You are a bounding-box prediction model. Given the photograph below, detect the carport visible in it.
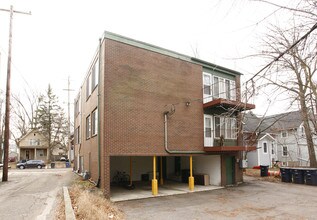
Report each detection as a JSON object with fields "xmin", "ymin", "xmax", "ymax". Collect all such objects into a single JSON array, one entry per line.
[{"xmin": 110, "ymin": 155, "xmax": 222, "ymax": 201}]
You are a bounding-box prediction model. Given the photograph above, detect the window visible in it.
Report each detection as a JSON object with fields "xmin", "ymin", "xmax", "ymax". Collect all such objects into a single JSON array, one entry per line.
[
  {"xmin": 37, "ymin": 149, "xmax": 46, "ymax": 157},
  {"xmin": 203, "ymin": 74, "xmax": 211, "ymax": 96},
  {"xmin": 271, "ymin": 143, "xmax": 275, "ymax": 154},
  {"xmin": 91, "ymin": 59, "xmax": 99, "ymax": 90},
  {"xmin": 75, "ymin": 126, "xmax": 80, "ymax": 144},
  {"xmin": 212, "ymin": 76, "xmax": 236, "ymax": 101},
  {"xmin": 86, "ymin": 74, "xmax": 92, "ymax": 100},
  {"xmin": 282, "ymin": 146, "xmax": 288, "ymax": 156},
  {"xmin": 214, "ymin": 116, "xmax": 222, "ymax": 138},
  {"xmin": 213, "ymin": 77, "xmax": 219, "ymax": 98},
  {"xmin": 205, "ymin": 117, "xmax": 212, "ymax": 138},
  {"xmin": 281, "ymin": 131, "xmax": 287, "ymax": 138},
  {"xmin": 75, "ymin": 94, "xmax": 81, "ymax": 116},
  {"xmin": 263, "ymin": 142, "xmax": 268, "ymax": 153},
  {"xmin": 91, "ymin": 108, "xmax": 98, "ymax": 136},
  {"xmin": 214, "ymin": 116, "xmax": 236, "ymax": 139},
  {"xmin": 225, "ymin": 79, "xmax": 230, "ymax": 100},
  {"xmin": 226, "ymin": 118, "xmax": 237, "ymax": 139},
  {"xmin": 86, "ymin": 115, "xmax": 91, "ymax": 139},
  {"xmin": 230, "ymin": 80, "xmax": 236, "ymax": 101},
  {"xmin": 301, "ymin": 126, "xmax": 305, "ymax": 137},
  {"xmin": 29, "ymin": 139, "xmax": 40, "ymax": 146}
]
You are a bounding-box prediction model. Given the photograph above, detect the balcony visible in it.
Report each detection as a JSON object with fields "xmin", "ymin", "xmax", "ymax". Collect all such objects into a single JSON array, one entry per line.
[
  {"xmin": 204, "ymin": 145, "xmax": 256, "ymax": 152},
  {"xmin": 203, "ymin": 98, "xmax": 255, "ymax": 112}
]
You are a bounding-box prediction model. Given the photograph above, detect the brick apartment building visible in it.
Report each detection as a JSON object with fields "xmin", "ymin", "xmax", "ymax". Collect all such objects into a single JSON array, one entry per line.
[{"xmin": 73, "ymin": 31, "xmax": 255, "ymax": 198}]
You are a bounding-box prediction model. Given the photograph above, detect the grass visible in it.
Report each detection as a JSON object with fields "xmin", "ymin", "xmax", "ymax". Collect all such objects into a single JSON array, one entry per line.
[
  {"xmin": 58, "ymin": 177, "xmax": 125, "ymax": 220},
  {"xmin": 244, "ymin": 168, "xmax": 281, "ymax": 183}
]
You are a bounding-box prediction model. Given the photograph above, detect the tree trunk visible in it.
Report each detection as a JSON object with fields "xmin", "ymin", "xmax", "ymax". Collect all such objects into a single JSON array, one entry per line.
[{"xmin": 299, "ymin": 94, "xmax": 317, "ymax": 167}]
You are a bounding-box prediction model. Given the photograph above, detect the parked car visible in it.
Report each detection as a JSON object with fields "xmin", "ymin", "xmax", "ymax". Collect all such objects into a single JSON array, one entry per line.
[
  {"xmin": 0, "ymin": 163, "xmax": 11, "ymax": 169},
  {"xmin": 16, "ymin": 160, "xmax": 45, "ymax": 169}
]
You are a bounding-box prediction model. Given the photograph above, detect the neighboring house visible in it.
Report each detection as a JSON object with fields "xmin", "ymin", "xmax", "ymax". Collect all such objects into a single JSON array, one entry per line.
[
  {"xmin": 244, "ymin": 112, "xmax": 277, "ymax": 168},
  {"xmin": 51, "ymin": 143, "xmax": 67, "ymax": 161},
  {"xmin": 17, "ymin": 129, "xmax": 49, "ymax": 162},
  {"xmin": 244, "ymin": 110, "xmax": 317, "ymax": 167},
  {"xmin": 73, "ymin": 31, "xmax": 255, "ymax": 198},
  {"xmin": 264, "ymin": 110, "xmax": 317, "ymax": 167}
]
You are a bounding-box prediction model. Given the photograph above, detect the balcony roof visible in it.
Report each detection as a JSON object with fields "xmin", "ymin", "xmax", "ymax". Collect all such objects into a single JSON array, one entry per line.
[
  {"xmin": 203, "ymin": 98, "xmax": 255, "ymax": 111},
  {"xmin": 204, "ymin": 146, "xmax": 256, "ymax": 152}
]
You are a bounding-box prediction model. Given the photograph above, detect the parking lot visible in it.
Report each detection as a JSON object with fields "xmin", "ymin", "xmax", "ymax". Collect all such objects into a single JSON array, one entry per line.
[{"xmin": 118, "ymin": 176, "xmax": 317, "ymax": 220}]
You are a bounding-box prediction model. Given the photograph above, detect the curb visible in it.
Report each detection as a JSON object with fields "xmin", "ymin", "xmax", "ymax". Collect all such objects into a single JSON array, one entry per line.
[{"xmin": 63, "ymin": 186, "xmax": 76, "ymax": 220}]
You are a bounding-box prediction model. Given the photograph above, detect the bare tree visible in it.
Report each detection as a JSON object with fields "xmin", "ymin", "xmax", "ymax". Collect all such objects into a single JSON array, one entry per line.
[
  {"xmin": 0, "ymin": 90, "xmax": 4, "ymax": 163},
  {"xmin": 10, "ymin": 89, "xmax": 40, "ymax": 146},
  {"xmin": 248, "ymin": 0, "xmax": 317, "ymax": 167}
]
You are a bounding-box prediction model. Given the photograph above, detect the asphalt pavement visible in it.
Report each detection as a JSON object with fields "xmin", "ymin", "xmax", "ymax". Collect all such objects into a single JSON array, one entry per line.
[
  {"xmin": 118, "ymin": 176, "xmax": 317, "ymax": 220},
  {"xmin": 0, "ymin": 168, "xmax": 74, "ymax": 220}
]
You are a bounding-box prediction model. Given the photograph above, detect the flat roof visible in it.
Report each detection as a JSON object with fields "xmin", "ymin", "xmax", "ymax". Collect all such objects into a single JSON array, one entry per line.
[{"xmin": 103, "ymin": 31, "xmax": 242, "ymax": 76}]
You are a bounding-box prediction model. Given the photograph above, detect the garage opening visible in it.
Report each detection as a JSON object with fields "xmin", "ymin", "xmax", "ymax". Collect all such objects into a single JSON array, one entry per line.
[{"xmin": 110, "ymin": 155, "xmax": 223, "ymax": 201}]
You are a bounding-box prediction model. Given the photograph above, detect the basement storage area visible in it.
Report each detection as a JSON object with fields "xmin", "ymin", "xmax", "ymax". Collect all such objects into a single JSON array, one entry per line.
[{"xmin": 110, "ymin": 155, "xmax": 222, "ymax": 201}]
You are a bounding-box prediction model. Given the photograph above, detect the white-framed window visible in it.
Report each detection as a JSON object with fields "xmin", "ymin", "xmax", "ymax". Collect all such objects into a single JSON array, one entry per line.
[
  {"xmin": 226, "ymin": 117, "xmax": 237, "ymax": 139},
  {"xmin": 37, "ymin": 149, "xmax": 46, "ymax": 157},
  {"xmin": 91, "ymin": 108, "xmax": 98, "ymax": 136},
  {"xmin": 282, "ymin": 146, "xmax": 288, "ymax": 156},
  {"xmin": 281, "ymin": 131, "xmax": 288, "ymax": 138},
  {"xmin": 263, "ymin": 142, "xmax": 268, "ymax": 153},
  {"xmin": 29, "ymin": 139, "xmax": 40, "ymax": 146},
  {"xmin": 86, "ymin": 115, "xmax": 91, "ymax": 139},
  {"xmin": 205, "ymin": 117, "xmax": 212, "ymax": 138},
  {"xmin": 214, "ymin": 116, "xmax": 236, "ymax": 139},
  {"xmin": 203, "ymin": 73, "xmax": 212, "ymax": 96},
  {"xmin": 230, "ymin": 80, "xmax": 236, "ymax": 101},
  {"xmin": 213, "ymin": 76, "xmax": 220, "ymax": 98},
  {"xmin": 271, "ymin": 143, "xmax": 275, "ymax": 154},
  {"xmin": 212, "ymin": 76, "xmax": 236, "ymax": 101}
]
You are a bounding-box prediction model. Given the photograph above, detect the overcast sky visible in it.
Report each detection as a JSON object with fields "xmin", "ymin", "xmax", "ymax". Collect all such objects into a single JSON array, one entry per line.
[{"xmin": 0, "ymin": 0, "xmax": 288, "ymax": 117}]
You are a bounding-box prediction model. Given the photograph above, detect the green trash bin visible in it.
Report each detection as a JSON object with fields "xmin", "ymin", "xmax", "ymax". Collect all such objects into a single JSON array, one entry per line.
[
  {"xmin": 260, "ymin": 165, "xmax": 269, "ymax": 177},
  {"xmin": 305, "ymin": 169, "xmax": 317, "ymax": 185},
  {"xmin": 51, "ymin": 162, "xmax": 55, "ymax": 168},
  {"xmin": 293, "ymin": 168, "xmax": 305, "ymax": 184},
  {"xmin": 281, "ymin": 167, "xmax": 292, "ymax": 183}
]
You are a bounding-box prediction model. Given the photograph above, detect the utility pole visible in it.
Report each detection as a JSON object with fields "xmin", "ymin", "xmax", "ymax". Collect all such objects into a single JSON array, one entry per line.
[
  {"xmin": 1, "ymin": 6, "xmax": 31, "ymax": 182},
  {"xmin": 63, "ymin": 76, "xmax": 74, "ymax": 161}
]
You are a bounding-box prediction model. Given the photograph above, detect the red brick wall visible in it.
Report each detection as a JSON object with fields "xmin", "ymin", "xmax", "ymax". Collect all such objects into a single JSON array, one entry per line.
[{"xmin": 103, "ymin": 39, "xmax": 204, "ymax": 156}]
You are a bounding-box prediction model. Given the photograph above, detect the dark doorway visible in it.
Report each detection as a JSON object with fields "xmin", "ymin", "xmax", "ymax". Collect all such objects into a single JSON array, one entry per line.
[
  {"xmin": 175, "ymin": 156, "xmax": 181, "ymax": 176},
  {"xmin": 225, "ymin": 156, "xmax": 235, "ymax": 185}
]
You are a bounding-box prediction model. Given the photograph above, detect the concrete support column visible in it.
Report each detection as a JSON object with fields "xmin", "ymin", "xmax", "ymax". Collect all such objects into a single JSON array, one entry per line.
[
  {"xmin": 152, "ymin": 156, "xmax": 158, "ymax": 196},
  {"xmin": 34, "ymin": 148, "xmax": 37, "ymax": 160},
  {"xmin": 188, "ymin": 155, "xmax": 194, "ymax": 191}
]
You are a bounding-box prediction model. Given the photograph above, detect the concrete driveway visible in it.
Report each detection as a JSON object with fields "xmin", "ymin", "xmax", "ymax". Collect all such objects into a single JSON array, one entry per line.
[
  {"xmin": 118, "ymin": 176, "xmax": 317, "ymax": 220},
  {"xmin": 0, "ymin": 168, "xmax": 74, "ymax": 220}
]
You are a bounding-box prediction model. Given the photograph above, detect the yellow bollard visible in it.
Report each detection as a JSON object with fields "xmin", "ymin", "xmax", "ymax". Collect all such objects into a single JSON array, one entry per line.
[
  {"xmin": 188, "ymin": 156, "xmax": 194, "ymax": 191},
  {"xmin": 152, "ymin": 156, "xmax": 158, "ymax": 195}
]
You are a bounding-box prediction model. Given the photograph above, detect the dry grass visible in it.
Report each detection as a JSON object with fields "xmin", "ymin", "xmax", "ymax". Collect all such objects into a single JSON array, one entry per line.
[
  {"xmin": 68, "ymin": 179, "xmax": 125, "ymax": 220},
  {"xmin": 54, "ymin": 191, "xmax": 65, "ymax": 220},
  {"xmin": 244, "ymin": 168, "xmax": 281, "ymax": 183}
]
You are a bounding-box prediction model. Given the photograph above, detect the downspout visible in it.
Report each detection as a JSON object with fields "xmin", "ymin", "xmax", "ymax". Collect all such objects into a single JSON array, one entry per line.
[
  {"xmin": 96, "ymin": 38, "xmax": 102, "ymax": 187},
  {"xmin": 164, "ymin": 112, "xmax": 205, "ymax": 154}
]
